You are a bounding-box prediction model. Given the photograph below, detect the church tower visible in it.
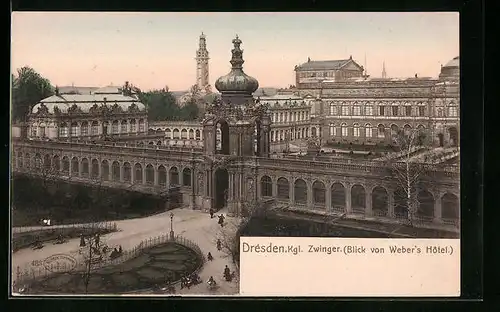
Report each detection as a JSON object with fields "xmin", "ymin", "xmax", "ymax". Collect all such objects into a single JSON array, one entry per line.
[
  {"xmin": 382, "ymin": 61, "xmax": 387, "ymax": 78},
  {"xmin": 200, "ymin": 35, "xmax": 272, "ymax": 217},
  {"xmin": 195, "ymin": 32, "xmax": 210, "ymax": 91}
]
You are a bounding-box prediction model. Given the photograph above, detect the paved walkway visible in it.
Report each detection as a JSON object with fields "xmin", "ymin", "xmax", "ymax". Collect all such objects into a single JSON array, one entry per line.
[{"xmin": 12, "ymin": 207, "xmax": 240, "ymax": 296}]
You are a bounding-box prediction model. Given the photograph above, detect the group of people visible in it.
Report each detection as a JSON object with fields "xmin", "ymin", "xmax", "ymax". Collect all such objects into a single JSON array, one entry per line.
[
  {"xmin": 180, "ymin": 272, "xmax": 202, "ymax": 289},
  {"xmin": 209, "ymin": 209, "xmax": 226, "ymax": 228}
]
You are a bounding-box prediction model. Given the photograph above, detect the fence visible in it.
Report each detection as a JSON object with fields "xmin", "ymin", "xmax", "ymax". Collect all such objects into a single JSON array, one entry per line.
[
  {"xmin": 13, "ymin": 233, "xmax": 205, "ymax": 292},
  {"xmin": 12, "ymin": 222, "xmax": 118, "ymax": 252}
]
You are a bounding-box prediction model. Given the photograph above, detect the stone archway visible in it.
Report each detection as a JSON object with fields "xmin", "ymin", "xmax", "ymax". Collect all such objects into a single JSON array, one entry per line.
[{"xmin": 214, "ymin": 168, "xmax": 229, "ymax": 210}]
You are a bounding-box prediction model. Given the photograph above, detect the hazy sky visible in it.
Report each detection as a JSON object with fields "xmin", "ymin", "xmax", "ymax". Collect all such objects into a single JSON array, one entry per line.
[{"xmin": 11, "ymin": 12, "xmax": 459, "ymax": 91}]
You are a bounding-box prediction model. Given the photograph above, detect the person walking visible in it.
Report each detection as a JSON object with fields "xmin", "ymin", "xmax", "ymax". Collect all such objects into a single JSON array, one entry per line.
[{"xmin": 209, "ymin": 208, "xmax": 214, "ymax": 219}]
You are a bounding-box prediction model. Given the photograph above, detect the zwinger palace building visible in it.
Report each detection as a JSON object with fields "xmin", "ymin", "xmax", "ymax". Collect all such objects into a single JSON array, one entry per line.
[{"xmin": 12, "ymin": 36, "xmax": 460, "ymax": 234}]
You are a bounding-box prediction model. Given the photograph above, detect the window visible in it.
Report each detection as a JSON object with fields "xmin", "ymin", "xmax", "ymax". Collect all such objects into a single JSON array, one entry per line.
[
  {"xmin": 330, "ymin": 104, "xmax": 336, "ymax": 115},
  {"xmin": 329, "ymin": 124, "xmax": 335, "ymax": 136},
  {"xmin": 377, "ymin": 125, "xmax": 385, "ymax": 138},
  {"xmin": 279, "ymin": 113, "xmax": 283, "ymax": 122},
  {"xmin": 437, "ymin": 108, "xmax": 443, "ymax": 117},
  {"xmin": 341, "ymin": 123, "xmax": 348, "ymax": 136},
  {"xmin": 284, "ymin": 113, "xmax": 288, "ymax": 123},
  {"xmin": 342, "ymin": 106, "xmax": 350, "ymax": 116},
  {"xmin": 405, "ymin": 106, "xmax": 412, "ymax": 116},
  {"xmin": 353, "ymin": 123, "xmax": 360, "ymax": 137},
  {"xmin": 379, "ymin": 106, "xmax": 385, "ymax": 116},
  {"xmin": 112, "ymin": 121, "xmax": 119, "ymax": 134},
  {"xmin": 139, "ymin": 119, "xmax": 145, "ymax": 132},
  {"xmin": 365, "ymin": 105, "xmax": 373, "ymax": 116},
  {"xmin": 81, "ymin": 123, "xmax": 89, "ymax": 136},
  {"xmin": 121, "ymin": 121, "xmax": 128, "ymax": 133},
  {"xmin": 39, "ymin": 127, "xmax": 45, "ymax": 137},
  {"xmin": 71, "ymin": 123, "xmax": 78, "ymax": 136},
  {"xmin": 392, "ymin": 106, "xmax": 399, "ymax": 116},
  {"xmin": 59, "ymin": 124, "xmax": 68, "ymax": 137},
  {"xmin": 353, "ymin": 106, "xmax": 361, "ymax": 116},
  {"xmin": 31, "ymin": 127, "xmax": 37, "ymax": 137},
  {"xmin": 91, "ymin": 122, "xmax": 99, "ymax": 135},
  {"xmin": 365, "ymin": 124, "xmax": 373, "ymax": 138},
  {"xmin": 418, "ymin": 106, "xmax": 425, "ymax": 117},
  {"xmin": 448, "ymin": 107, "xmax": 458, "ymax": 117}
]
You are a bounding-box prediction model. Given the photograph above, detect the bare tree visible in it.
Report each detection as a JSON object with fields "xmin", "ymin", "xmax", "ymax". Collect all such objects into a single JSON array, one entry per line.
[
  {"xmin": 79, "ymin": 228, "xmax": 105, "ymax": 294},
  {"xmin": 386, "ymin": 125, "xmax": 432, "ymax": 226}
]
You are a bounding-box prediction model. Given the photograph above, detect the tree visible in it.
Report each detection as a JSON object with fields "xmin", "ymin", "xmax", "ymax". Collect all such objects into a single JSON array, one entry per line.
[
  {"xmin": 386, "ymin": 125, "xmax": 432, "ymax": 226},
  {"xmin": 137, "ymin": 88, "xmax": 181, "ymax": 121},
  {"xmin": 180, "ymin": 100, "xmax": 200, "ymax": 120},
  {"xmin": 12, "ymin": 67, "xmax": 54, "ymax": 121},
  {"xmin": 79, "ymin": 227, "xmax": 108, "ymax": 294}
]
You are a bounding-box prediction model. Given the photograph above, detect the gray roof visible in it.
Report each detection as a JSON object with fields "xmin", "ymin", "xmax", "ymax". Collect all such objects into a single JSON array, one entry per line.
[
  {"xmin": 296, "ymin": 59, "xmax": 351, "ymax": 71},
  {"xmin": 32, "ymin": 93, "xmax": 146, "ymax": 114}
]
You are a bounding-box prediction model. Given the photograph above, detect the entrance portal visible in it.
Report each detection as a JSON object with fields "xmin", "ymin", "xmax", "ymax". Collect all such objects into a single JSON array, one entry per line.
[{"xmin": 214, "ymin": 168, "xmax": 229, "ymax": 211}]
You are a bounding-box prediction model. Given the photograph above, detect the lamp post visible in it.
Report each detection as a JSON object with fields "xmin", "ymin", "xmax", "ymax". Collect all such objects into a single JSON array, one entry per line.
[{"xmin": 169, "ymin": 212, "xmax": 174, "ymax": 239}]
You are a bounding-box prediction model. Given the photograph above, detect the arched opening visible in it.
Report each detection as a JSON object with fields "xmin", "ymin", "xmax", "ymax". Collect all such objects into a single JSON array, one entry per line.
[
  {"xmin": 112, "ymin": 120, "xmax": 119, "ymax": 134},
  {"xmin": 43, "ymin": 154, "xmax": 51, "ymax": 170},
  {"xmin": 448, "ymin": 127, "xmax": 459, "ymax": 147},
  {"xmin": 277, "ymin": 177, "xmax": 289, "ymax": 200},
  {"xmin": 121, "ymin": 120, "xmax": 128, "ymax": 133},
  {"xmin": 294, "ymin": 179, "xmax": 307, "ymax": 205},
  {"xmin": 189, "ymin": 129, "xmax": 194, "ymax": 139},
  {"xmin": 351, "ymin": 184, "xmax": 366, "ymax": 214},
  {"xmin": 216, "ymin": 120, "xmax": 230, "ymax": 155},
  {"xmin": 62, "ymin": 156, "xmax": 69, "ymax": 174},
  {"xmin": 81, "ymin": 158, "xmax": 89, "ymax": 177},
  {"xmin": 403, "ymin": 124, "xmax": 412, "ymax": 136},
  {"xmin": 71, "ymin": 157, "xmax": 79, "ymax": 175},
  {"xmin": 313, "ymin": 181, "xmax": 326, "ymax": 206},
  {"xmin": 34, "ymin": 153, "xmax": 42, "ymax": 170},
  {"xmin": 59, "ymin": 122, "xmax": 69, "ymax": 138},
  {"xmin": 331, "ymin": 183, "xmax": 346, "ymax": 213},
  {"xmin": 394, "ymin": 187, "xmax": 408, "ymax": 218},
  {"xmin": 390, "ymin": 124, "xmax": 399, "ymax": 138},
  {"xmin": 169, "ymin": 167, "xmax": 179, "ymax": 185},
  {"xmin": 181, "ymin": 129, "xmax": 188, "ymax": 139},
  {"xmin": 365, "ymin": 123, "xmax": 373, "ymax": 138},
  {"xmin": 311, "ymin": 127, "xmax": 317, "ymax": 137},
  {"xmin": 441, "ymin": 193, "xmax": 459, "ymax": 223},
  {"xmin": 91, "ymin": 121, "xmax": 99, "ymax": 136},
  {"xmin": 372, "ymin": 186, "xmax": 388, "ymax": 216},
  {"xmin": 173, "ymin": 128, "xmax": 180, "ymax": 139},
  {"xmin": 214, "ymin": 168, "xmax": 229, "ymax": 210},
  {"xmin": 138, "ymin": 119, "xmax": 145, "ymax": 132},
  {"xmin": 146, "ymin": 164, "xmax": 155, "ymax": 185},
  {"xmin": 52, "ymin": 155, "xmax": 60, "ymax": 172},
  {"xmin": 158, "ymin": 165, "xmax": 167, "ymax": 186},
  {"xmin": 101, "ymin": 160, "xmax": 109, "ymax": 181},
  {"xmin": 165, "ymin": 129, "xmax": 172, "ymax": 139},
  {"xmin": 112, "ymin": 161, "xmax": 120, "ymax": 181},
  {"xmin": 437, "ymin": 133, "xmax": 444, "ymax": 147},
  {"xmin": 417, "ymin": 190, "xmax": 434, "ymax": 219},
  {"xmin": 195, "ymin": 129, "xmax": 201, "ymax": 140},
  {"xmin": 377, "ymin": 124, "xmax": 385, "ymax": 138},
  {"xmin": 182, "ymin": 168, "xmax": 192, "ymax": 187},
  {"xmin": 81, "ymin": 121, "xmax": 89, "ymax": 136},
  {"xmin": 261, "ymin": 176, "xmax": 273, "ymax": 197},
  {"xmin": 70, "ymin": 122, "xmax": 78, "ymax": 137},
  {"xmin": 157, "ymin": 140, "xmax": 162, "ymax": 146},
  {"xmin": 134, "ymin": 163, "xmax": 143, "ymax": 184},
  {"xmin": 102, "ymin": 121, "xmax": 109, "ymax": 136},
  {"xmin": 122, "ymin": 162, "xmax": 131, "ymax": 182},
  {"xmin": 148, "ymin": 141, "xmax": 154, "ymax": 146},
  {"xmin": 91, "ymin": 159, "xmax": 99, "ymax": 178}
]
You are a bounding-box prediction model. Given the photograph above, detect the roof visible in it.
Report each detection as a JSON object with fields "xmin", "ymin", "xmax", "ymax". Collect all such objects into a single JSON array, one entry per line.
[
  {"xmin": 93, "ymin": 85, "xmax": 122, "ymax": 94},
  {"xmin": 58, "ymin": 86, "xmax": 99, "ymax": 95},
  {"xmin": 32, "ymin": 93, "xmax": 146, "ymax": 114},
  {"xmin": 258, "ymin": 94, "xmax": 307, "ymax": 108},
  {"xmin": 443, "ymin": 56, "xmax": 459, "ymax": 68},
  {"xmin": 296, "ymin": 59, "xmax": 352, "ymax": 71}
]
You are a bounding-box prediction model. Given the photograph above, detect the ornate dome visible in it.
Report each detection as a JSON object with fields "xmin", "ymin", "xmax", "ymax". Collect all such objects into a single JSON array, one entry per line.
[
  {"xmin": 215, "ymin": 36, "xmax": 259, "ymax": 94},
  {"xmin": 443, "ymin": 56, "xmax": 459, "ymax": 68},
  {"xmin": 439, "ymin": 56, "xmax": 459, "ymax": 81}
]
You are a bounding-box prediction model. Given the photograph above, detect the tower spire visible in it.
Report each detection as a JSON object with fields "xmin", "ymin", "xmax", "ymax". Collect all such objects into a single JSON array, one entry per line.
[
  {"xmin": 195, "ymin": 32, "xmax": 210, "ymax": 91},
  {"xmin": 230, "ymin": 35, "xmax": 244, "ymax": 69},
  {"xmin": 382, "ymin": 61, "xmax": 387, "ymax": 78}
]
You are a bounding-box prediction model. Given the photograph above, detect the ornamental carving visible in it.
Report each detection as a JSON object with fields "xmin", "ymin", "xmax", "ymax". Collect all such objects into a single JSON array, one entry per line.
[
  {"xmin": 53, "ymin": 106, "xmax": 61, "ymax": 115},
  {"xmin": 89, "ymin": 103, "xmax": 100, "ymax": 115},
  {"xmin": 111, "ymin": 103, "xmax": 123, "ymax": 113},
  {"xmin": 67, "ymin": 103, "xmax": 83, "ymax": 115},
  {"xmin": 128, "ymin": 103, "xmax": 139, "ymax": 113},
  {"xmin": 35, "ymin": 103, "xmax": 49, "ymax": 116}
]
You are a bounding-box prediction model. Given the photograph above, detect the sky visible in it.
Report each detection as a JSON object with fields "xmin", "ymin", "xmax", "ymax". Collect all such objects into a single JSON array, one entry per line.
[{"xmin": 11, "ymin": 12, "xmax": 459, "ymax": 91}]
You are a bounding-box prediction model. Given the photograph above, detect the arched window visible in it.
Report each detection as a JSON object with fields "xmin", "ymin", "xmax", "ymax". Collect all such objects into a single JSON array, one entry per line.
[
  {"xmin": 146, "ymin": 164, "xmax": 155, "ymax": 185},
  {"xmin": 81, "ymin": 121, "xmax": 89, "ymax": 136},
  {"xmin": 195, "ymin": 130, "xmax": 201, "ymax": 140},
  {"xmin": 122, "ymin": 162, "xmax": 131, "ymax": 182},
  {"xmin": 121, "ymin": 120, "xmax": 128, "ymax": 133},
  {"xmin": 91, "ymin": 159, "xmax": 99, "ymax": 179},
  {"xmin": 341, "ymin": 123, "xmax": 348, "ymax": 137},
  {"xmin": 294, "ymin": 179, "xmax": 307, "ymax": 204},
  {"xmin": 130, "ymin": 119, "xmax": 137, "ymax": 132},
  {"xmin": 134, "ymin": 163, "xmax": 143, "ymax": 184},
  {"xmin": 331, "ymin": 183, "xmax": 345, "ymax": 213},
  {"xmin": 189, "ymin": 129, "xmax": 195, "ymax": 139},
  {"xmin": 365, "ymin": 123, "xmax": 372, "ymax": 138},
  {"xmin": 313, "ymin": 181, "xmax": 325, "ymax": 206},
  {"xmin": 173, "ymin": 129, "xmax": 180, "ymax": 139},
  {"xmin": 181, "ymin": 129, "xmax": 188, "ymax": 139},
  {"xmin": 183, "ymin": 168, "xmax": 192, "ymax": 187},
  {"xmin": 170, "ymin": 167, "xmax": 179, "ymax": 185},
  {"xmin": 277, "ymin": 177, "xmax": 289, "ymax": 200},
  {"xmin": 165, "ymin": 128, "xmax": 172, "ymax": 139},
  {"xmin": 158, "ymin": 165, "xmax": 167, "ymax": 186},
  {"xmin": 70, "ymin": 122, "xmax": 78, "ymax": 137},
  {"xmin": 52, "ymin": 155, "xmax": 60, "ymax": 171},
  {"xmin": 351, "ymin": 184, "xmax": 366, "ymax": 214},
  {"xmin": 43, "ymin": 154, "xmax": 51, "ymax": 170},
  {"xmin": 59, "ymin": 123, "xmax": 69, "ymax": 137},
  {"xmin": 101, "ymin": 160, "xmax": 109, "ymax": 181},
  {"xmin": 112, "ymin": 121, "xmax": 119, "ymax": 134},
  {"xmin": 112, "ymin": 161, "xmax": 120, "ymax": 181},
  {"xmin": 62, "ymin": 156, "xmax": 69, "ymax": 174},
  {"xmin": 138, "ymin": 119, "xmax": 145, "ymax": 132},
  {"xmin": 81, "ymin": 158, "xmax": 89, "ymax": 177},
  {"xmin": 377, "ymin": 124, "xmax": 385, "ymax": 138},
  {"xmin": 91, "ymin": 121, "xmax": 99, "ymax": 135},
  {"xmin": 261, "ymin": 176, "xmax": 273, "ymax": 197},
  {"xmin": 353, "ymin": 123, "xmax": 360, "ymax": 137}
]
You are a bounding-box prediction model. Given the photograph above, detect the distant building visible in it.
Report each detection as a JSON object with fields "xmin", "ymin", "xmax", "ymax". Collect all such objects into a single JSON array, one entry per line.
[
  {"xmin": 27, "ymin": 85, "xmax": 148, "ymax": 141},
  {"xmin": 294, "ymin": 55, "xmax": 365, "ymax": 86}
]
